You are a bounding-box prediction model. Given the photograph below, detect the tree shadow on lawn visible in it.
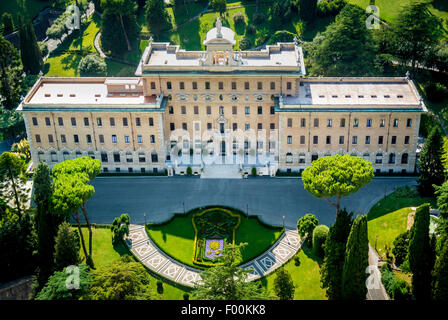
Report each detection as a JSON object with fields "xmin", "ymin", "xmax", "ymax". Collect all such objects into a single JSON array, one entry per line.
[{"xmin": 302, "ymin": 245, "xmax": 323, "ymax": 267}]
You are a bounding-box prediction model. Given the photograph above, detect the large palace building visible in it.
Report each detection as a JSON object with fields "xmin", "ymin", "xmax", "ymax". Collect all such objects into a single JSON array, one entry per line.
[{"xmin": 18, "ymin": 20, "xmax": 427, "ymax": 177}]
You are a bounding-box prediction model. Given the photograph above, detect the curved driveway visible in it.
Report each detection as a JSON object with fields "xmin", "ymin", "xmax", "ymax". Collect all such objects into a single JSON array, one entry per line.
[{"xmin": 86, "ymin": 176, "xmax": 417, "ymax": 228}]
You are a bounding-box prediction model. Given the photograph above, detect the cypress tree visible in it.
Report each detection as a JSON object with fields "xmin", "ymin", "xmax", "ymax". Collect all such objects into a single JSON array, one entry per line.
[
  {"xmin": 0, "ymin": 34, "xmax": 24, "ymax": 110},
  {"xmin": 54, "ymin": 222, "xmax": 81, "ymax": 271},
  {"xmin": 418, "ymin": 127, "xmax": 445, "ymax": 197},
  {"xmin": 408, "ymin": 203, "xmax": 434, "ymax": 300},
  {"xmin": 433, "ymin": 241, "xmax": 448, "ymax": 300},
  {"xmin": 320, "ymin": 209, "xmax": 353, "ymax": 299},
  {"xmin": 18, "ymin": 15, "xmax": 42, "ymax": 75},
  {"xmin": 341, "ymin": 215, "xmax": 369, "ymax": 300}
]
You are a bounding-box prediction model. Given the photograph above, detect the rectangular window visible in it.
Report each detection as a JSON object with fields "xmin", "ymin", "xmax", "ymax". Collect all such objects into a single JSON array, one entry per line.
[
  {"xmin": 167, "ymin": 81, "xmax": 172, "ymax": 90},
  {"xmin": 327, "ymin": 119, "xmax": 332, "ymax": 127},
  {"xmin": 170, "ymin": 123, "xmax": 175, "ymax": 131},
  {"xmin": 97, "ymin": 117, "xmax": 102, "ymax": 126},
  {"xmin": 233, "ymin": 123, "xmax": 237, "ymax": 131},
  {"xmin": 151, "ymin": 154, "xmax": 158, "ymax": 163},
  {"xmin": 393, "ymin": 119, "xmax": 399, "ymax": 127},
  {"xmin": 169, "ymin": 106, "xmax": 174, "ymax": 114},
  {"xmin": 150, "ymin": 82, "xmax": 156, "ymax": 90},
  {"xmin": 270, "ymin": 123, "xmax": 275, "ymax": 130},
  {"xmin": 207, "ymin": 123, "xmax": 212, "ymax": 130},
  {"xmin": 45, "ymin": 117, "xmax": 51, "ymax": 126},
  {"xmin": 136, "ymin": 117, "xmax": 141, "ymax": 126},
  {"xmin": 137, "ymin": 135, "xmax": 143, "ymax": 144},
  {"xmin": 124, "ymin": 135, "xmax": 130, "ymax": 144},
  {"xmin": 123, "ymin": 117, "xmax": 128, "ymax": 127},
  {"xmin": 149, "ymin": 117, "xmax": 154, "ymax": 126},
  {"xmin": 61, "ymin": 134, "xmax": 66, "ymax": 143},
  {"xmin": 314, "ymin": 118, "xmax": 319, "ymax": 128},
  {"xmin": 287, "ymin": 118, "xmax": 292, "ymax": 127},
  {"xmin": 192, "ymin": 82, "xmax": 197, "ymax": 90},
  {"xmin": 339, "ymin": 136, "xmax": 344, "ymax": 144},
  {"xmin": 245, "ymin": 82, "xmax": 249, "ymax": 90},
  {"xmin": 35, "ymin": 134, "xmax": 41, "ymax": 143},
  {"xmin": 219, "ymin": 82, "xmax": 223, "ymax": 90},
  {"xmin": 257, "ymin": 82, "xmax": 262, "ymax": 90},
  {"xmin": 326, "ymin": 136, "xmax": 331, "ymax": 144},
  {"xmin": 353, "ymin": 118, "xmax": 359, "ymax": 128},
  {"xmin": 207, "ymin": 106, "xmax": 211, "ymax": 115},
  {"xmin": 287, "ymin": 82, "xmax": 292, "ymax": 90},
  {"xmin": 48, "ymin": 134, "xmax": 54, "ymax": 143},
  {"xmin": 405, "ymin": 136, "xmax": 410, "ymax": 144},
  {"xmin": 114, "ymin": 153, "xmax": 120, "ymax": 163},
  {"xmin": 110, "ymin": 117, "xmax": 115, "ymax": 126},
  {"xmin": 84, "ymin": 117, "xmax": 89, "ymax": 126},
  {"xmin": 150, "ymin": 135, "xmax": 155, "ymax": 143},
  {"xmin": 245, "ymin": 123, "xmax": 250, "ymax": 131},
  {"xmin": 205, "ymin": 82, "xmax": 210, "ymax": 90},
  {"xmin": 300, "ymin": 136, "xmax": 305, "ymax": 144},
  {"xmin": 181, "ymin": 106, "xmax": 186, "ymax": 114},
  {"xmin": 112, "ymin": 135, "xmax": 117, "ymax": 143},
  {"xmin": 71, "ymin": 117, "xmax": 76, "ymax": 126},
  {"xmin": 258, "ymin": 123, "xmax": 262, "ymax": 130},
  {"xmin": 270, "ymin": 106, "xmax": 275, "ymax": 114},
  {"xmin": 182, "ymin": 123, "xmax": 187, "ymax": 130},
  {"xmin": 270, "ymin": 82, "xmax": 275, "ymax": 90},
  {"xmin": 301, "ymin": 118, "xmax": 306, "ymax": 128},
  {"xmin": 58, "ymin": 117, "xmax": 63, "ymax": 126},
  {"xmin": 74, "ymin": 134, "xmax": 79, "ymax": 143},
  {"xmin": 101, "ymin": 153, "xmax": 108, "ymax": 162},
  {"xmin": 245, "ymin": 106, "xmax": 250, "ymax": 115},
  {"xmin": 365, "ymin": 136, "xmax": 370, "ymax": 144},
  {"xmin": 407, "ymin": 119, "xmax": 412, "ymax": 128},
  {"xmin": 366, "ymin": 119, "xmax": 372, "ymax": 128},
  {"xmin": 287, "ymin": 136, "xmax": 292, "ymax": 144},
  {"xmin": 391, "ymin": 136, "xmax": 397, "ymax": 144},
  {"xmin": 380, "ymin": 118, "xmax": 385, "ymax": 128},
  {"xmin": 194, "ymin": 106, "xmax": 199, "ymax": 115},
  {"xmin": 86, "ymin": 134, "xmax": 92, "ymax": 144},
  {"xmin": 232, "ymin": 82, "xmax": 236, "ymax": 90},
  {"xmin": 313, "ymin": 136, "xmax": 318, "ymax": 144},
  {"xmin": 340, "ymin": 118, "xmax": 346, "ymax": 128},
  {"xmin": 258, "ymin": 106, "xmax": 262, "ymax": 114},
  {"xmin": 232, "ymin": 106, "xmax": 237, "ymax": 115},
  {"xmin": 99, "ymin": 135, "xmax": 104, "ymax": 144},
  {"xmin": 32, "ymin": 117, "xmax": 38, "ymax": 126},
  {"xmin": 180, "ymin": 81, "xmax": 185, "ymax": 90},
  {"xmin": 352, "ymin": 136, "xmax": 357, "ymax": 144},
  {"xmin": 378, "ymin": 136, "xmax": 383, "ymax": 144}
]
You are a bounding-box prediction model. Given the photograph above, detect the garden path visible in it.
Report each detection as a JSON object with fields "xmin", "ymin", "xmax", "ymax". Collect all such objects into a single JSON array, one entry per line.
[{"xmin": 125, "ymin": 224, "xmax": 302, "ymax": 287}]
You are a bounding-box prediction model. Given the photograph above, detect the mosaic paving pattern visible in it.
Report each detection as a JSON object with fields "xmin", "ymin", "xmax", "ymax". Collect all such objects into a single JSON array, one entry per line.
[{"xmin": 126, "ymin": 225, "xmax": 302, "ymax": 287}]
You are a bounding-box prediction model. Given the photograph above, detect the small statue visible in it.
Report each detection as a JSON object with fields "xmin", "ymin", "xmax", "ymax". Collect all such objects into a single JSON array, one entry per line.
[{"xmin": 216, "ymin": 17, "xmax": 222, "ymax": 38}]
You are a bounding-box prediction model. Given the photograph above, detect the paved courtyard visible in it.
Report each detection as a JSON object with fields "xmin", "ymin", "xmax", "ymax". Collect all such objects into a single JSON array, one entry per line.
[{"xmin": 86, "ymin": 177, "xmax": 417, "ymax": 228}]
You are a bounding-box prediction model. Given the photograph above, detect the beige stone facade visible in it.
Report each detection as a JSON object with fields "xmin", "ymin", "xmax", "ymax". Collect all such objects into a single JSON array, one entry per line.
[{"xmin": 18, "ymin": 22, "xmax": 426, "ymax": 175}]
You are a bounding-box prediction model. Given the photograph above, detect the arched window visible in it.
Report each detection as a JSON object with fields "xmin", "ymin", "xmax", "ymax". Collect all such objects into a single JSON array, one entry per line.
[
  {"xmin": 50, "ymin": 151, "xmax": 57, "ymax": 162},
  {"xmin": 389, "ymin": 153, "xmax": 396, "ymax": 164},
  {"xmin": 298, "ymin": 153, "xmax": 305, "ymax": 164},
  {"xmin": 401, "ymin": 153, "xmax": 408, "ymax": 164},
  {"xmin": 126, "ymin": 152, "xmax": 133, "ymax": 163},
  {"xmin": 286, "ymin": 152, "xmax": 293, "ymax": 164},
  {"xmin": 151, "ymin": 152, "xmax": 158, "ymax": 163},
  {"xmin": 375, "ymin": 153, "xmax": 382, "ymax": 164},
  {"xmin": 363, "ymin": 153, "xmax": 370, "ymax": 161},
  {"xmin": 75, "ymin": 151, "xmax": 82, "ymax": 158},
  {"xmin": 63, "ymin": 151, "xmax": 70, "ymax": 160},
  {"xmin": 37, "ymin": 151, "xmax": 45, "ymax": 162}
]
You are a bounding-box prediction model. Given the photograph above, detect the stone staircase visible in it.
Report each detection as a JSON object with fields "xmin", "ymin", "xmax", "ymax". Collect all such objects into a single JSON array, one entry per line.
[{"xmin": 201, "ymin": 164, "xmax": 241, "ymax": 179}]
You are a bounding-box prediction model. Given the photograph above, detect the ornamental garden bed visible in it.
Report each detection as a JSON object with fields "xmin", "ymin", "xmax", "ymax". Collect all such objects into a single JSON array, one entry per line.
[{"xmin": 145, "ymin": 206, "xmax": 284, "ymax": 270}]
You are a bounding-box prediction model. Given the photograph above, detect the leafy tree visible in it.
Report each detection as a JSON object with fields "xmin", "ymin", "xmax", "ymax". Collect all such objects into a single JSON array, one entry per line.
[
  {"xmin": 193, "ymin": 243, "xmax": 271, "ymax": 300},
  {"xmin": 297, "ymin": 213, "xmax": 318, "ymax": 246},
  {"xmin": 320, "ymin": 208, "xmax": 353, "ymax": 300},
  {"xmin": 145, "ymin": 0, "xmax": 171, "ymax": 39},
  {"xmin": 88, "ymin": 255, "xmax": 153, "ymax": 300},
  {"xmin": 54, "ymin": 222, "xmax": 81, "ymax": 271},
  {"xmin": 312, "ymin": 224, "xmax": 329, "ymax": 258},
  {"xmin": 16, "ymin": 138, "xmax": 31, "ymax": 161},
  {"xmin": 0, "ymin": 152, "xmax": 29, "ymax": 216},
  {"xmin": 304, "ymin": 4, "xmax": 376, "ymax": 76},
  {"xmin": 298, "ymin": 0, "xmax": 317, "ymax": 21},
  {"xmin": 391, "ymin": 231, "xmax": 410, "ymax": 267},
  {"xmin": 341, "ymin": 215, "xmax": 369, "ymax": 300},
  {"xmin": 100, "ymin": 0, "xmax": 139, "ymax": 54},
  {"xmin": 210, "ymin": 0, "xmax": 227, "ymax": 16},
  {"xmin": 268, "ymin": 1, "xmax": 291, "ymax": 29},
  {"xmin": 33, "ymin": 162, "xmax": 62, "ymax": 289},
  {"xmin": 408, "ymin": 203, "xmax": 434, "ymax": 300},
  {"xmin": 387, "ymin": 1, "xmax": 444, "ymax": 70},
  {"xmin": 35, "ymin": 264, "xmax": 91, "ymax": 300},
  {"xmin": 273, "ymin": 267, "xmax": 295, "ymax": 300},
  {"xmin": 111, "ymin": 213, "xmax": 130, "ymax": 245},
  {"xmin": 302, "ymin": 154, "xmax": 373, "ymax": 214},
  {"xmin": 0, "ymin": 35, "xmax": 24, "ymax": 110},
  {"xmin": 432, "ymin": 241, "xmax": 448, "ymax": 300},
  {"xmin": 417, "ymin": 126, "xmax": 444, "ymax": 197},
  {"xmin": 18, "ymin": 16, "xmax": 42, "ymax": 74},
  {"xmin": 2, "ymin": 12, "xmax": 14, "ymax": 35},
  {"xmin": 78, "ymin": 54, "xmax": 107, "ymax": 76},
  {"xmin": 0, "ymin": 213, "xmax": 37, "ymax": 283}
]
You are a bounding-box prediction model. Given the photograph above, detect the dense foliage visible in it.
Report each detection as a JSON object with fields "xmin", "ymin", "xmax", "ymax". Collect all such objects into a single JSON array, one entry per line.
[
  {"xmin": 273, "ymin": 267, "xmax": 295, "ymax": 300},
  {"xmin": 0, "ymin": 35, "xmax": 24, "ymax": 110},
  {"xmin": 54, "ymin": 222, "xmax": 81, "ymax": 271},
  {"xmin": 77, "ymin": 54, "xmax": 107, "ymax": 76},
  {"xmin": 312, "ymin": 224, "xmax": 329, "ymax": 258},
  {"xmin": 145, "ymin": 0, "xmax": 171, "ymax": 39},
  {"xmin": 296, "ymin": 213, "xmax": 318, "ymax": 246},
  {"xmin": 111, "ymin": 213, "xmax": 130, "ymax": 245}
]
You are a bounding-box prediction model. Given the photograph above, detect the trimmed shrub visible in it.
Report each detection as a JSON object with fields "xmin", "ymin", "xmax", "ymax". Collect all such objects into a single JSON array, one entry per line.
[
  {"xmin": 251, "ymin": 167, "xmax": 257, "ymax": 176},
  {"xmin": 294, "ymin": 255, "xmax": 301, "ymax": 266},
  {"xmin": 186, "ymin": 166, "xmax": 192, "ymax": 175},
  {"xmin": 252, "ymin": 12, "xmax": 265, "ymax": 25},
  {"xmin": 233, "ymin": 12, "xmax": 245, "ymax": 25},
  {"xmin": 183, "ymin": 293, "xmax": 190, "ymax": 300},
  {"xmin": 312, "ymin": 225, "xmax": 329, "ymax": 258},
  {"xmin": 78, "ymin": 54, "xmax": 107, "ymax": 76},
  {"xmin": 297, "ymin": 214, "xmax": 319, "ymax": 246},
  {"xmin": 156, "ymin": 280, "xmax": 163, "ymax": 294},
  {"xmin": 239, "ymin": 36, "xmax": 251, "ymax": 50}
]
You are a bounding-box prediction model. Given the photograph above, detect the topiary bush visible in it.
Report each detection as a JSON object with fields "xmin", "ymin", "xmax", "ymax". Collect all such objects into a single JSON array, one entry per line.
[
  {"xmin": 239, "ymin": 36, "xmax": 251, "ymax": 50},
  {"xmin": 312, "ymin": 225, "xmax": 329, "ymax": 258},
  {"xmin": 297, "ymin": 214, "xmax": 319, "ymax": 246},
  {"xmin": 156, "ymin": 280, "xmax": 163, "ymax": 294},
  {"xmin": 233, "ymin": 12, "xmax": 245, "ymax": 25},
  {"xmin": 78, "ymin": 54, "xmax": 107, "ymax": 76},
  {"xmin": 186, "ymin": 166, "xmax": 192, "ymax": 176},
  {"xmin": 294, "ymin": 255, "xmax": 300, "ymax": 266},
  {"xmin": 251, "ymin": 167, "xmax": 257, "ymax": 176},
  {"xmin": 183, "ymin": 293, "xmax": 190, "ymax": 300}
]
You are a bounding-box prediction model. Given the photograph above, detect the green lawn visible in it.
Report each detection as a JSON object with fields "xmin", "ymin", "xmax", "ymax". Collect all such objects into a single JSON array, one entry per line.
[
  {"xmin": 77, "ymin": 227, "xmax": 189, "ymax": 300},
  {"xmin": 347, "ymin": 0, "xmax": 448, "ymax": 23},
  {"xmin": 264, "ymin": 247, "xmax": 327, "ymax": 300},
  {"xmin": 0, "ymin": 0, "xmax": 70, "ymax": 26},
  {"xmin": 43, "ymin": 53, "xmax": 81, "ymax": 77},
  {"xmin": 367, "ymin": 187, "xmax": 436, "ymax": 257},
  {"xmin": 146, "ymin": 208, "xmax": 284, "ymax": 269}
]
